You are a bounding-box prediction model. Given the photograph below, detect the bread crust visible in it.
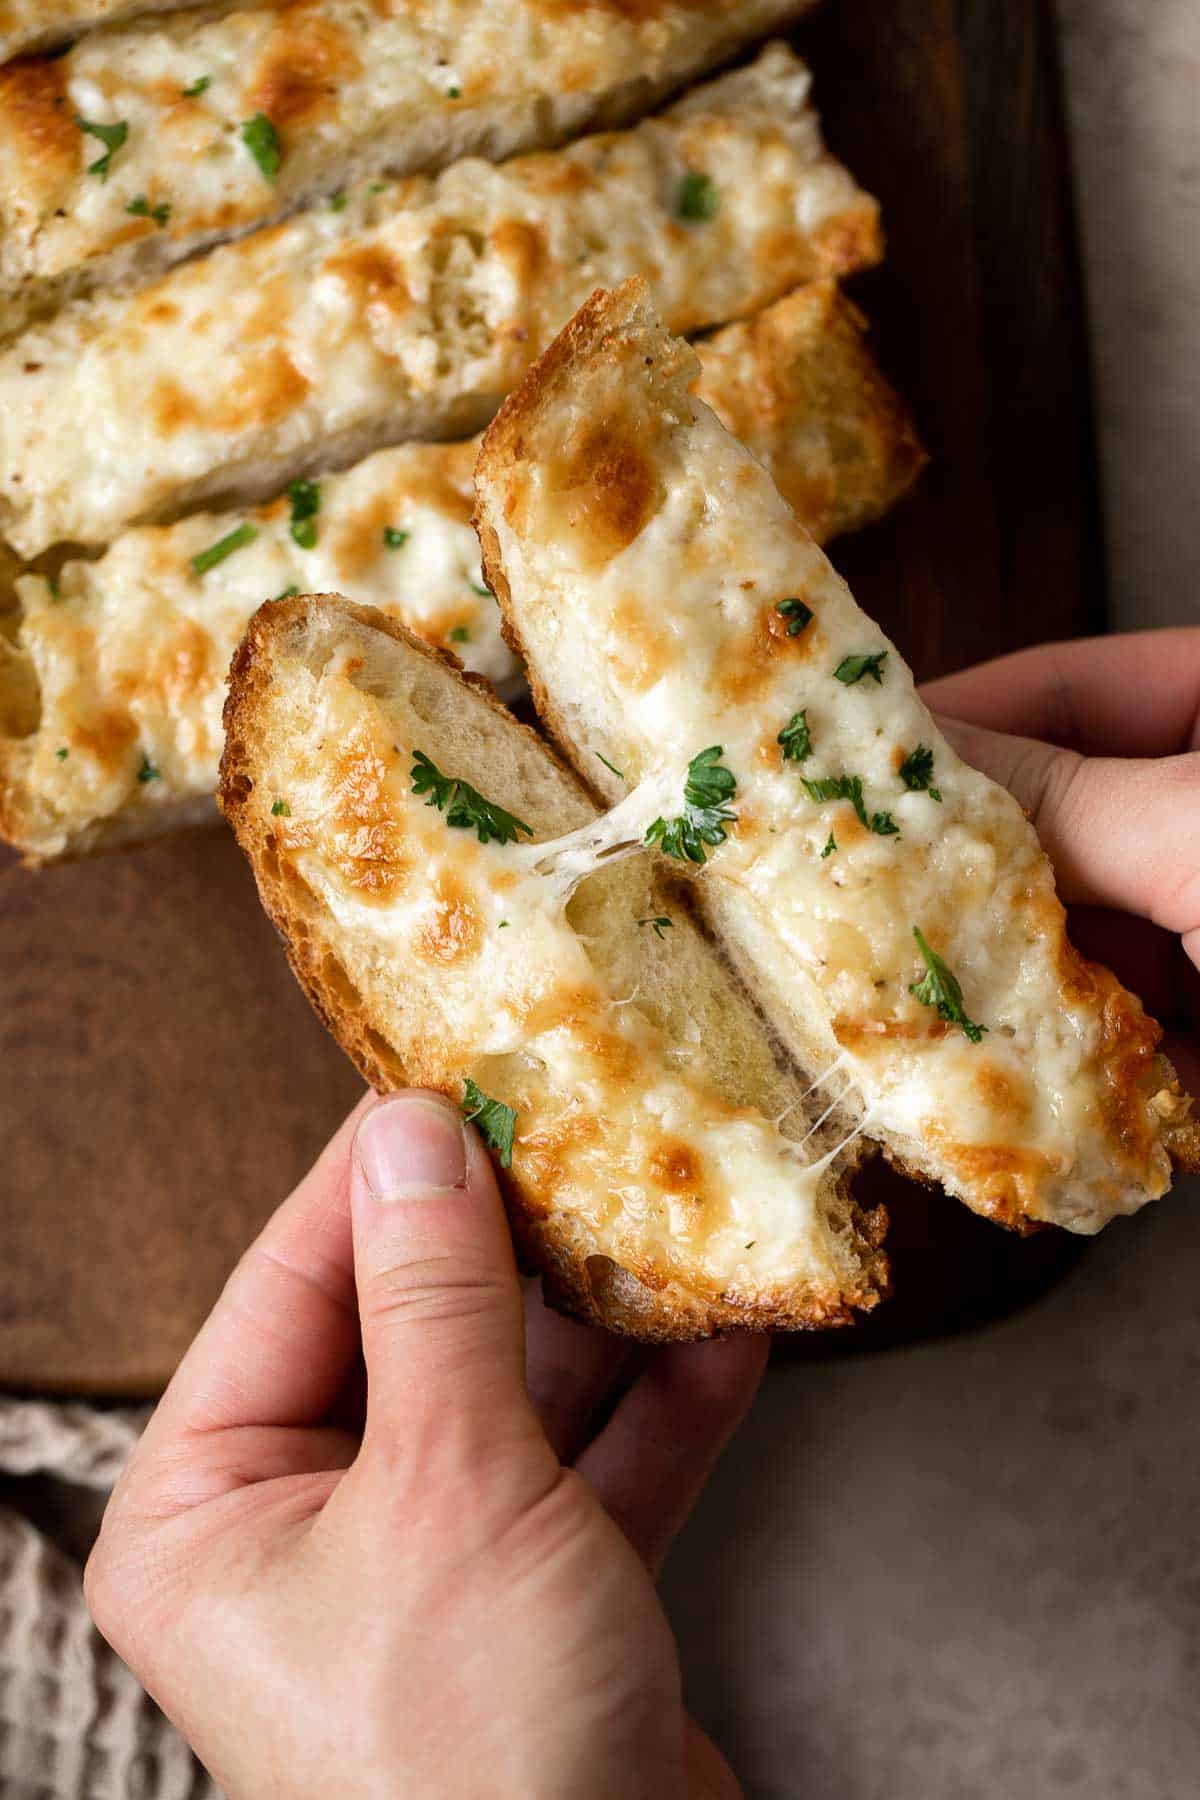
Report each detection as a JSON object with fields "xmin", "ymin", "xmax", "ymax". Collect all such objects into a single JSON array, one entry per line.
[
  {"xmin": 219, "ymin": 592, "xmax": 889, "ymax": 1339},
  {"xmin": 476, "ymin": 282, "xmax": 1199, "ymax": 1223}
]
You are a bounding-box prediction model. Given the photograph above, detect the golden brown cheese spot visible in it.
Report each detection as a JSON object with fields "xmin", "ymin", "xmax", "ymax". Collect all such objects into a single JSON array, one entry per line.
[
  {"xmin": 550, "ymin": 418, "xmax": 665, "ymax": 571},
  {"xmin": 715, "ymin": 605, "xmax": 816, "ymax": 707},
  {"xmin": 519, "ymin": 1108, "xmax": 604, "ymax": 1208},
  {"xmin": 490, "ymin": 217, "xmax": 547, "ymax": 292},
  {"xmin": 73, "ymin": 710, "xmax": 137, "ymax": 769},
  {"xmin": 325, "ymin": 242, "xmax": 411, "ymax": 321},
  {"xmin": 834, "ymin": 1013, "xmax": 948, "ymax": 1048},
  {"xmin": 415, "ymin": 866, "xmax": 483, "ymax": 967},
  {"xmin": 332, "ymin": 445, "xmax": 473, "ymax": 583},
  {"xmin": 608, "ymin": 593, "xmax": 671, "ymax": 694},
  {"xmin": 0, "ymin": 60, "xmax": 75, "ymax": 206},
  {"xmin": 971, "ymin": 1061, "xmax": 1033, "ymax": 1126},
  {"xmin": 511, "ymin": 981, "xmax": 605, "ymax": 1039},
  {"xmin": 242, "ymin": 11, "xmax": 361, "ymax": 136},
  {"xmin": 152, "ymin": 348, "xmax": 310, "ymax": 437},
  {"xmin": 647, "ymin": 1137, "xmax": 703, "ymax": 1194},
  {"xmin": 322, "ymin": 727, "xmax": 409, "ymax": 899},
  {"xmin": 926, "ymin": 1130, "xmax": 1060, "ymax": 1229},
  {"xmin": 1061, "ymin": 942, "xmax": 1166, "ymax": 1172},
  {"xmin": 117, "ymin": 618, "xmax": 214, "ymax": 712}
]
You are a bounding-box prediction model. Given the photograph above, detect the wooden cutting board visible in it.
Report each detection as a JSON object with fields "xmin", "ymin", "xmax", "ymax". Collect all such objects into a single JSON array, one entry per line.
[{"xmin": 0, "ymin": 0, "xmax": 1103, "ymax": 1395}]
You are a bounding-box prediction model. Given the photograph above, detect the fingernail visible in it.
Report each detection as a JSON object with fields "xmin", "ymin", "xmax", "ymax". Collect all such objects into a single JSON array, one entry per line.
[{"xmin": 354, "ymin": 1094, "xmax": 468, "ymax": 1200}]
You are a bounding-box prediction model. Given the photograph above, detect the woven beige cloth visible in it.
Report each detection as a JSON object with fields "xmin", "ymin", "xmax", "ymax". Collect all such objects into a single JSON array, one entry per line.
[{"xmin": 0, "ymin": 1397, "xmax": 218, "ymax": 1800}]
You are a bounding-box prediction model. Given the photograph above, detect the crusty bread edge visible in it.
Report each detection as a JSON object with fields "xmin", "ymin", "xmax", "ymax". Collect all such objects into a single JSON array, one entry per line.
[{"xmin": 218, "ymin": 593, "xmax": 889, "ymax": 1339}]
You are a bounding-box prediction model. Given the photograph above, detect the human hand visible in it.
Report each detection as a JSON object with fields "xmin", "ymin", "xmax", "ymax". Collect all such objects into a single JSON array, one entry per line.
[
  {"xmin": 85, "ymin": 1091, "xmax": 767, "ymax": 1799},
  {"xmin": 923, "ymin": 626, "xmax": 1200, "ymax": 1096}
]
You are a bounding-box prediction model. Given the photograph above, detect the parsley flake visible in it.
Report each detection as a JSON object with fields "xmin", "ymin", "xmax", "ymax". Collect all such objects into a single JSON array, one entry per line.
[
  {"xmin": 801, "ymin": 772, "xmax": 900, "ymax": 839},
  {"xmin": 272, "ymin": 583, "xmax": 300, "ymax": 602},
  {"xmin": 637, "ymin": 915, "xmax": 673, "ymax": 939},
  {"xmin": 462, "ymin": 1078, "xmax": 517, "ymax": 1167},
  {"xmin": 76, "ymin": 116, "xmax": 128, "ymax": 180},
  {"xmin": 182, "ymin": 76, "xmax": 211, "ymax": 98},
  {"xmin": 909, "ymin": 927, "xmax": 987, "ymax": 1043},
  {"xmin": 126, "ymin": 193, "xmax": 170, "ymax": 226},
  {"xmin": 328, "ymin": 189, "xmax": 348, "ymax": 211},
  {"xmin": 870, "ymin": 811, "xmax": 900, "ymax": 837},
  {"xmin": 470, "ymin": 581, "xmax": 493, "ymax": 598},
  {"xmin": 382, "ymin": 526, "xmax": 409, "ymax": 549},
  {"xmin": 411, "ymin": 749, "xmax": 533, "ymax": 847},
  {"xmin": 271, "ymin": 799, "xmax": 291, "ymax": 817},
  {"xmin": 645, "ymin": 745, "xmax": 737, "ymax": 866},
  {"xmin": 899, "ymin": 744, "xmax": 942, "ymax": 802},
  {"xmin": 595, "ymin": 751, "xmax": 626, "ymax": 781},
  {"xmin": 821, "ymin": 833, "xmax": 836, "ymax": 858},
  {"xmin": 778, "ymin": 709, "xmax": 813, "ymax": 763},
  {"xmin": 287, "ymin": 478, "xmax": 320, "ymax": 549},
  {"xmin": 677, "ymin": 171, "xmax": 719, "ymax": 221},
  {"xmin": 191, "ymin": 521, "xmax": 257, "ymax": 576},
  {"xmin": 241, "ymin": 113, "xmax": 281, "ymax": 182},
  {"xmin": 137, "ymin": 755, "xmax": 160, "ymax": 783},
  {"xmin": 47, "ymin": 576, "xmax": 62, "ymax": 601},
  {"xmin": 834, "ymin": 650, "xmax": 888, "ymax": 686},
  {"xmin": 448, "ymin": 625, "xmax": 470, "ymax": 644},
  {"xmin": 55, "ymin": 746, "xmax": 69, "ymax": 760},
  {"xmin": 447, "ymin": 84, "xmax": 461, "ymax": 98},
  {"xmin": 776, "ymin": 598, "xmax": 813, "ymax": 637}
]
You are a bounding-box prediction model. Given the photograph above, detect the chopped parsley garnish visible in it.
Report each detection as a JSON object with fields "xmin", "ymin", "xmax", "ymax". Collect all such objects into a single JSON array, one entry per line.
[
  {"xmin": 382, "ymin": 526, "xmax": 409, "ymax": 549},
  {"xmin": 76, "ymin": 117, "xmax": 128, "ymax": 181},
  {"xmin": 776, "ymin": 598, "xmax": 813, "ymax": 636},
  {"xmin": 182, "ymin": 76, "xmax": 211, "ymax": 98},
  {"xmin": 498, "ymin": 920, "xmax": 509, "ymax": 928},
  {"xmin": 834, "ymin": 650, "xmax": 888, "ymax": 686},
  {"xmin": 55, "ymin": 746, "xmax": 69, "ymax": 760},
  {"xmin": 411, "ymin": 750, "xmax": 533, "ymax": 847},
  {"xmin": 47, "ymin": 575, "xmax": 62, "ymax": 600},
  {"xmin": 821, "ymin": 833, "xmax": 836, "ymax": 858},
  {"xmin": 126, "ymin": 194, "xmax": 170, "ymax": 226},
  {"xmin": 271, "ymin": 799, "xmax": 291, "ymax": 817},
  {"xmin": 137, "ymin": 756, "xmax": 160, "ymax": 783},
  {"xmin": 677, "ymin": 171, "xmax": 719, "ymax": 221},
  {"xmin": 241, "ymin": 113, "xmax": 281, "ymax": 183},
  {"xmin": 191, "ymin": 521, "xmax": 257, "ymax": 576},
  {"xmin": 328, "ymin": 190, "xmax": 348, "ymax": 211},
  {"xmin": 595, "ymin": 751, "xmax": 626, "ymax": 781},
  {"xmin": 287, "ymin": 478, "xmax": 320, "ymax": 549},
  {"xmin": 644, "ymin": 745, "xmax": 737, "ymax": 866},
  {"xmin": 802, "ymin": 773, "xmax": 899, "ymax": 838},
  {"xmin": 470, "ymin": 582, "xmax": 493, "ymax": 598},
  {"xmin": 447, "ymin": 84, "xmax": 461, "ymax": 98},
  {"xmin": 637, "ymin": 915, "xmax": 673, "ymax": 939},
  {"xmin": 899, "ymin": 744, "xmax": 942, "ymax": 802},
  {"xmin": 778, "ymin": 709, "xmax": 813, "ymax": 763},
  {"xmin": 448, "ymin": 625, "xmax": 470, "ymax": 643},
  {"xmin": 909, "ymin": 927, "xmax": 987, "ymax": 1043},
  {"xmin": 272, "ymin": 583, "xmax": 300, "ymax": 602},
  {"xmin": 461, "ymin": 1078, "xmax": 517, "ymax": 1168}
]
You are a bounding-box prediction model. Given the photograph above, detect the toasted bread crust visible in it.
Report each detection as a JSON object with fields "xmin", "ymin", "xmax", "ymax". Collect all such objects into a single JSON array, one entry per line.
[{"xmin": 219, "ymin": 593, "xmax": 888, "ymax": 1339}]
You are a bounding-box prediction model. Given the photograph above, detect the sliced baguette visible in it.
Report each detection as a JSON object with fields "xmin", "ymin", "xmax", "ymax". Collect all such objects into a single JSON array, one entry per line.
[
  {"xmin": 0, "ymin": 0, "xmax": 814, "ymax": 339},
  {"xmin": 0, "ymin": 282, "xmax": 921, "ymax": 863},
  {"xmin": 218, "ymin": 593, "xmax": 887, "ymax": 1339},
  {"xmin": 0, "ymin": 44, "xmax": 881, "ymax": 558},
  {"xmin": 477, "ymin": 281, "xmax": 1199, "ymax": 1234}
]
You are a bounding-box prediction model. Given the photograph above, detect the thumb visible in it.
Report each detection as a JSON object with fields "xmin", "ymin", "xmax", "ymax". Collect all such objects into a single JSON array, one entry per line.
[
  {"xmin": 349, "ymin": 1090, "xmax": 536, "ymax": 1464},
  {"xmin": 936, "ymin": 716, "xmax": 1200, "ymax": 938}
]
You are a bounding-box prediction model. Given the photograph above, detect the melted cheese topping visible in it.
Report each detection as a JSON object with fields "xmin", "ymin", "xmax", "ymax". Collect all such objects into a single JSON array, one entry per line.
[
  {"xmin": 278, "ymin": 655, "xmax": 850, "ymax": 1294},
  {"xmin": 0, "ymin": 0, "xmax": 808, "ymax": 320},
  {"xmin": 0, "ymin": 0, "xmax": 206, "ymax": 62},
  {"xmin": 482, "ymin": 319, "xmax": 1175, "ymax": 1233},
  {"xmin": 0, "ymin": 44, "xmax": 880, "ymax": 555}
]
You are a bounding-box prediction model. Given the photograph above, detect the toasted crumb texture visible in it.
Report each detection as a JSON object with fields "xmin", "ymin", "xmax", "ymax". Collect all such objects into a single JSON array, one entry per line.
[
  {"xmin": 476, "ymin": 280, "xmax": 1198, "ymax": 1229},
  {"xmin": 0, "ymin": 0, "xmax": 814, "ymax": 338},
  {"xmin": 218, "ymin": 594, "xmax": 887, "ymax": 1339},
  {"xmin": 0, "ymin": 282, "xmax": 921, "ymax": 863},
  {"xmin": 0, "ymin": 44, "xmax": 881, "ymax": 557}
]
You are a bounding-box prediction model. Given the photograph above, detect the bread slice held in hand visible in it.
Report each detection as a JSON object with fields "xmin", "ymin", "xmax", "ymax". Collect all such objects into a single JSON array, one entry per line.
[
  {"xmin": 219, "ymin": 594, "xmax": 887, "ymax": 1339},
  {"xmin": 476, "ymin": 280, "xmax": 1199, "ymax": 1235}
]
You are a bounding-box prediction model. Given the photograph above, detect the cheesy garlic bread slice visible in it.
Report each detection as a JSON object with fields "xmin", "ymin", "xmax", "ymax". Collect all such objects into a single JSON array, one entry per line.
[
  {"xmin": 0, "ymin": 0, "xmax": 813, "ymax": 337},
  {"xmin": 218, "ymin": 594, "xmax": 887, "ymax": 1339},
  {"xmin": 0, "ymin": 282, "xmax": 921, "ymax": 863},
  {"xmin": 477, "ymin": 282, "xmax": 1199, "ymax": 1235},
  {"xmin": 0, "ymin": 44, "xmax": 880, "ymax": 557}
]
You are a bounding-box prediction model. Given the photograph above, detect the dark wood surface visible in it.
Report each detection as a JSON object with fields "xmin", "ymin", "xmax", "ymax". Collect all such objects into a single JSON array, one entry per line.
[{"xmin": 0, "ymin": 0, "xmax": 1103, "ymax": 1395}]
